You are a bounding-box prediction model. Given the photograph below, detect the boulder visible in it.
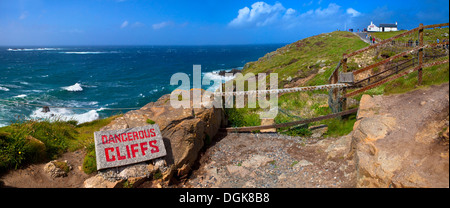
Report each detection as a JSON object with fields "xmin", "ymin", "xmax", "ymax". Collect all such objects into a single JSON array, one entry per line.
[
  {"xmin": 83, "ymin": 175, "xmax": 124, "ymax": 188},
  {"xmin": 84, "ymin": 89, "xmax": 224, "ymax": 187},
  {"xmin": 352, "ymin": 85, "xmax": 449, "ymax": 188},
  {"xmin": 43, "ymin": 160, "xmax": 72, "ymax": 178}
]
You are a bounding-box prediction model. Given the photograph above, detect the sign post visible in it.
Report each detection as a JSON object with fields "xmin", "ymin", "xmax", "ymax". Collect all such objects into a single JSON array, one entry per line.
[{"xmin": 94, "ymin": 125, "xmax": 167, "ymax": 170}]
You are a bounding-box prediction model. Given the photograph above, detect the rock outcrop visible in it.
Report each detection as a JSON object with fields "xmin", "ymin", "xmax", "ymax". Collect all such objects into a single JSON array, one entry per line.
[
  {"xmin": 84, "ymin": 90, "xmax": 225, "ymax": 188},
  {"xmin": 352, "ymin": 83, "xmax": 449, "ymax": 188}
]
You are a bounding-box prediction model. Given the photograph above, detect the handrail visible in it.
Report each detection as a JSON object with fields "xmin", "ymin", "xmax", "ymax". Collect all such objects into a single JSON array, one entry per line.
[
  {"xmin": 344, "ymin": 22, "xmax": 449, "ymax": 59},
  {"xmin": 223, "ymin": 108, "xmax": 358, "ymax": 132},
  {"xmin": 352, "ymin": 42, "xmax": 448, "ymax": 76},
  {"xmin": 327, "ymin": 61, "xmax": 342, "ymax": 83},
  {"xmin": 345, "ymin": 59, "xmax": 449, "ymax": 98}
]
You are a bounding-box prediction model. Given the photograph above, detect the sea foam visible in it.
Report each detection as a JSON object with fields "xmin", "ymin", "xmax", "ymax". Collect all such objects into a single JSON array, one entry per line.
[
  {"xmin": 63, "ymin": 83, "xmax": 83, "ymax": 92},
  {"xmin": 202, "ymin": 71, "xmax": 237, "ymax": 92},
  {"xmin": 30, "ymin": 108, "xmax": 99, "ymax": 124},
  {"xmin": 0, "ymin": 86, "xmax": 10, "ymax": 91}
]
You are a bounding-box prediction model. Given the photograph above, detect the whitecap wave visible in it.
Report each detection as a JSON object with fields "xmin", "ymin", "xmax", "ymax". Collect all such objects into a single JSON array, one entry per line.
[
  {"xmin": 7, "ymin": 48, "xmax": 62, "ymax": 51},
  {"xmin": 0, "ymin": 86, "xmax": 10, "ymax": 91},
  {"xmin": 60, "ymin": 51, "xmax": 119, "ymax": 54},
  {"xmin": 202, "ymin": 71, "xmax": 237, "ymax": 92},
  {"xmin": 61, "ymin": 51, "xmax": 106, "ymax": 54},
  {"xmin": 14, "ymin": 94, "xmax": 27, "ymax": 98},
  {"xmin": 63, "ymin": 83, "xmax": 83, "ymax": 92},
  {"xmin": 30, "ymin": 108, "xmax": 99, "ymax": 124}
]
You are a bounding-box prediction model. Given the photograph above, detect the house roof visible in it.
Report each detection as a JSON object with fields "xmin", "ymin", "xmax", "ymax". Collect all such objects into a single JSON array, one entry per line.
[{"xmin": 379, "ymin": 23, "xmax": 397, "ymax": 28}]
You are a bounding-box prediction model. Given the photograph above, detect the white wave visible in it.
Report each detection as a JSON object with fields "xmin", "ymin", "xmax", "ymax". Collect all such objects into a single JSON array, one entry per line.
[
  {"xmin": 0, "ymin": 86, "xmax": 10, "ymax": 91},
  {"xmin": 60, "ymin": 51, "xmax": 119, "ymax": 54},
  {"xmin": 30, "ymin": 108, "xmax": 99, "ymax": 124},
  {"xmin": 14, "ymin": 94, "xmax": 27, "ymax": 98},
  {"xmin": 7, "ymin": 48, "xmax": 62, "ymax": 51},
  {"xmin": 62, "ymin": 83, "xmax": 83, "ymax": 92},
  {"xmin": 202, "ymin": 71, "xmax": 237, "ymax": 92}
]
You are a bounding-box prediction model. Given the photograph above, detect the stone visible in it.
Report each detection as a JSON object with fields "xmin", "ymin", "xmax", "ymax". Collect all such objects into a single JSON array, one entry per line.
[
  {"xmin": 310, "ymin": 125, "xmax": 328, "ymax": 138},
  {"xmin": 83, "ymin": 175, "xmax": 124, "ymax": 188},
  {"xmin": 226, "ymin": 165, "xmax": 250, "ymax": 178},
  {"xmin": 293, "ymin": 160, "xmax": 313, "ymax": 171},
  {"xmin": 352, "ymin": 115, "xmax": 396, "ymax": 143},
  {"xmin": 325, "ymin": 134, "xmax": 352, "ymax": 159},
  {"xmin": 84, "ymin": 89, "xmax": 224, "ymax": 187},
  {"xmin": 241, "ymin": 155, "xmax": 273, "ymax": 169},
  {"xmin": 352, "ymin": 84, "xmax": 449, "ymax": 188},
  {"xmin": 43, "ymin": 160, "xmax": 72, "ymax": 178}
]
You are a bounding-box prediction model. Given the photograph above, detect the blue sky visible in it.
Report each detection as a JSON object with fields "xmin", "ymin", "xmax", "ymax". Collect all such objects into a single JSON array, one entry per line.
[{"xmin": 0, "ymin": 0, "xmax": 448, "ymax": 46}]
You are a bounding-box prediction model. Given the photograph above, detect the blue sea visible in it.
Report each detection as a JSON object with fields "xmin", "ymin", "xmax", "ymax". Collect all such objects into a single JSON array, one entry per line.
[{"xmin": 0, "ymin": 45, "xmax": 284, "ymax": 127}]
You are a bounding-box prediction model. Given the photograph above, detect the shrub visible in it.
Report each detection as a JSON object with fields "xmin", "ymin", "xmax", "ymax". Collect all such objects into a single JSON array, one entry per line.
[{"xmin": 82, "ymin": 143, "xmax": 97, "ymax": 174}]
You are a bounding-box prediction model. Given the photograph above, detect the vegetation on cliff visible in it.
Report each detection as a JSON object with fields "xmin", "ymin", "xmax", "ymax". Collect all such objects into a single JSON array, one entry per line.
[
  {"xmin": 226, "ymin": 28, "xmax": 449, "ymax": 138},
  {"xmin": 0, "ymin": 116, "xmax": 120, "ymax": 172}
]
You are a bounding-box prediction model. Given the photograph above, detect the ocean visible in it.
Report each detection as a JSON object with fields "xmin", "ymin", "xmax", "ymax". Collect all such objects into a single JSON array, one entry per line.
[{"xmin": 0, "ymin": 45, "xmax": 284, "ymax": 127}]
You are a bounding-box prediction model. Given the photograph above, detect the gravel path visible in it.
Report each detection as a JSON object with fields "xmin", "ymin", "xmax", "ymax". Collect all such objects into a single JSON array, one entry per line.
[{"xmin": 184, "ymin": 132, "xmax": 356, "ymax": 188}]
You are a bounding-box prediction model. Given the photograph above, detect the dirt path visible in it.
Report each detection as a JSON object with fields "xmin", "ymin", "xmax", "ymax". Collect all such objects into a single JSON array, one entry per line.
[
  {"xmin": 183, "ymin": 132, "xmax": 356, "ymax": 188},
  {"xmin": 0, "ymin": 149, "xmax": 91, "ymax": 188}
]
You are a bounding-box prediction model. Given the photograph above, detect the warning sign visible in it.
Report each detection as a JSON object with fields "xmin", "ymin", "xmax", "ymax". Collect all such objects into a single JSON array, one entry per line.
[{"xmin": 94, "ymin": 125, "xmax": 166, "ymax": 170}]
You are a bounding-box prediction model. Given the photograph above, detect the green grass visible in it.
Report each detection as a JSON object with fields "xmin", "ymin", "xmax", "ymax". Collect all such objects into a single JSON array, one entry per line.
[
  {"xmin": 224, "ymin": 28, "xmax": 448, "ymax": 138},
  {"xmin": 242, "ymin": 31, "xmax": 369, "ymax": 87},
  {"xmin": 0, "ymin": 115, "xmax": 119, "ymax": 173},
  {"xmin": 225, "ymin": 31, "xmax": 369, "ymax": 137},
  {"xmin": 322, "ymin": 113, "xmax": 357, "ymax": 138},
  {"xmin": 371, "ymin": 28, "xmax": 449, "ymax": 44}
]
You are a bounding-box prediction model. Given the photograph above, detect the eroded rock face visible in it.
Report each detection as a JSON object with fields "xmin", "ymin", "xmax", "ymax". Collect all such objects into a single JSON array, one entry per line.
[
  {"xmin": 84, "ymin": 90, "xmax": 224, "ymax": 187},
  {"xmin": 352, "ymin": 84, "xmax": 449, "ymax": 188}
]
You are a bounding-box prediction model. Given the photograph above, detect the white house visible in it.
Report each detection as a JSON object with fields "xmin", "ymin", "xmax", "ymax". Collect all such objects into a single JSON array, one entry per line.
[{"xmin": 367, "ymin": 21, "xmax": 398, "ymax": 32}]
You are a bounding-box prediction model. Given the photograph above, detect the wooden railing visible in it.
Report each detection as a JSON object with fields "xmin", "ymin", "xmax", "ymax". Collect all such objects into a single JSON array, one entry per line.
[
  {"xmin": 221, "ymin": 23, "xmax": 449, "ymax": 133},
  {"xmin": 330, "ymin": 22, "xmax": 449, "ymax": 105}
]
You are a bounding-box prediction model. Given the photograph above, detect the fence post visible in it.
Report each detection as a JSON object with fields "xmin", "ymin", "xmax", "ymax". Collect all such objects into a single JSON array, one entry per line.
[
  {"xmin": 418, "ymin": 23, "xmax": 424, "ymax": 85},
  {"xmin": 341, "ymin": 54, "xmax": 348, "ymax": 111}
]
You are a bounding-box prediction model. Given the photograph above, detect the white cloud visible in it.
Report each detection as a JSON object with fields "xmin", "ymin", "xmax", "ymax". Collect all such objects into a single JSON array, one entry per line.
[
  {"xmin": 152, "ymin": 21, "xmax": 174, "ymax": 30},
  {"xmin": 346, "ymin": 8, "xmax": 361, "ymax": 17},
  {"xmin": 229, "ymin": 2, "xmax": 365, "ymax": 31},
  {"xmin": 120, "ymin": 20, "xmax": 129, "ymax": 29},
  {"xmin": 228, "ymin": 2, "xmax": 288, "ymax": 28}
]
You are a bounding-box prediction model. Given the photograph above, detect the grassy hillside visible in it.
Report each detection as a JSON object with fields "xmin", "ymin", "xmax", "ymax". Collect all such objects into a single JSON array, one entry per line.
[
  {"xmin": 370, "ymin": 27, "xmax": 449, "ymax": 43},
  {"xmin": 227, "ymin": 31, "xmax": 369, "ymax": 134},
  {"xmin": 242, "ymin": 31, "xmax": 369, "ymax": 87},
  {"xmin": 226, "ymin": 28, "xmax": 449, "ymax": 138}
]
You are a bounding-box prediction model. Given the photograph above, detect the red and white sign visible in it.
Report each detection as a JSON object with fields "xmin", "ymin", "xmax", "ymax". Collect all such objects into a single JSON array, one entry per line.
[{"xmin": 94, "ymin": 125, "xmax": 166, "ymax": 170}]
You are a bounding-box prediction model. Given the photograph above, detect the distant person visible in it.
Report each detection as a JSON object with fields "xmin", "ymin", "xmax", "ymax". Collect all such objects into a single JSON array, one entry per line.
[{"xmin": 372, "ymin": 37, "xmax": 375, "ymax": 44}]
